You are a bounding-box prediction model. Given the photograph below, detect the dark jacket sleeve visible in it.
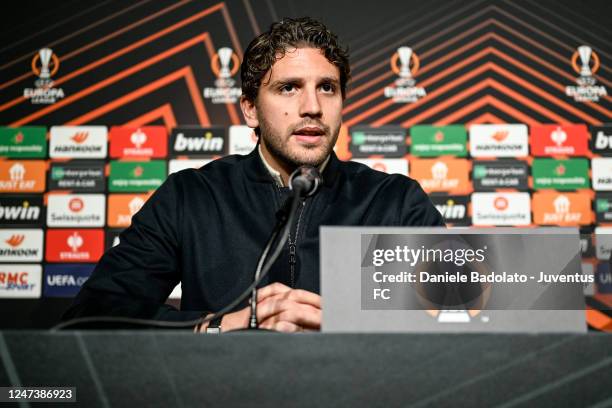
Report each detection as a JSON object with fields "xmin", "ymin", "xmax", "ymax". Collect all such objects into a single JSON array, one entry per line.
[
  {"xmin": 399, "ymin": 179, "xmax": 446, "ymax": 226},
  {"xmin": 62, "ymin": 173, "xmax": 204, "ymax": 324}
]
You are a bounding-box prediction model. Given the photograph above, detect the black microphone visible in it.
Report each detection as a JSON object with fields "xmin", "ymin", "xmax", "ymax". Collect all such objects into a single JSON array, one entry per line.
[{"xmin": 289, "ymin": 165, "xmax": 322, "ymax": 197}]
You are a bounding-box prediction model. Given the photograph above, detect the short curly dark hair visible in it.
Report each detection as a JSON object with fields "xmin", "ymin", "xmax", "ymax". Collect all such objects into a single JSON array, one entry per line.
[{"xmin": 240, "ymin": 17, "xmax": 350, "ymax": 102}]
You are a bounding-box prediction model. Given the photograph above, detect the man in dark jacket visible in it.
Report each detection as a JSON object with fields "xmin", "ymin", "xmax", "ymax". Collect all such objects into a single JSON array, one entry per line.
[{"xmin": 63, "ymin": 17, "xmax": 444, "ymax": 332}]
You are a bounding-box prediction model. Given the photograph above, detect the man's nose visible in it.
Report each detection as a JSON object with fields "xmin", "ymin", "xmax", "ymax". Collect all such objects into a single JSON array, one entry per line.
[{"xmin": 299, "ymin": 87, "xmax": 322, "ymax": 117}]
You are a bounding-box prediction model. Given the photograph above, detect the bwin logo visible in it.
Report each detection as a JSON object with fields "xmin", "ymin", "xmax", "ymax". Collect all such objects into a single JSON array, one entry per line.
[
  {"xmin": 594, "ymin": 131, "xmax": 612, "ymax": 150},
  {"xmin": 0, "ymin": 201, "xmax": 40, "ymax": 221},
  {"xmin": 435, "ymin": 199, "xmax": 466, "ymax": 220},
  {"xmin": 174, "ymin": 132, "xmax": 223, "ymax": 153}
]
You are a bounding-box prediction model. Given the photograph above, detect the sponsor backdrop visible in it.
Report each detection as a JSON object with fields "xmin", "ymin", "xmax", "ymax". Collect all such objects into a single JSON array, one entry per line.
[{"xmin": 0, "ymin": 0, "xmax": 611, "ymax": 329}]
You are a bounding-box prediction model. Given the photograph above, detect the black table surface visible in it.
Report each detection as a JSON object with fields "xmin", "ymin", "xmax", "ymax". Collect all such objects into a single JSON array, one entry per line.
[{"xmin": 0, "ymin": 331, "xmax": 611, "ymax": 407}]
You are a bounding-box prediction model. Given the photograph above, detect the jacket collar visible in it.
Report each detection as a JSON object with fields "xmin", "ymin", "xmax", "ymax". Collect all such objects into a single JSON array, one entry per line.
[{"xmin": 243, "ymin": 142, "xmax": 340, "ymax": 188}]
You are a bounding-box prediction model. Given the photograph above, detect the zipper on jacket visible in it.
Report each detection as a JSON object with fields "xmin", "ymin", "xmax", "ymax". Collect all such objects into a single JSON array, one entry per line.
[{"xmin": 287, "ymin": 200, "xmax": 306, "ymax": 287}]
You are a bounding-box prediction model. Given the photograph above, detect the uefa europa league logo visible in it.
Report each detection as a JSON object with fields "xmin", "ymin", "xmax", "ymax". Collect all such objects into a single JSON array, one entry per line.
[
  {"xmin": 25, "ymin": 47, "xmax": 66, "ymax": 104},
  {"xmin": 217, "ymin": 47, "xmax": 233, "ymax": 79},
  {"xmin": 38, "ymin": 48, "xmax": 53, "ymax": 79},
  {"xmin": 385, "ymin": 45, "xmax": 426, "ymax": 102},
  {"xmin": 392, "ymin": 46, "xmax": 420, "ymax": 86},
  {"xmin": 398, "ymin": 47, "xmax": 413, "ymax": 80},
  {"xmin": 211, "ymin": 47, "xmax": 239, "ymax": 88},
  {"xmin": 32, "ymin": 47, "xmax": 59, "ymax": 88},
  {"xmin": 571, "ymin": 44, "xmax": 600, "ymax": 87},
  {"xmin": 578, "ymin": 46, "xmax": 592, "ymax": 77}
]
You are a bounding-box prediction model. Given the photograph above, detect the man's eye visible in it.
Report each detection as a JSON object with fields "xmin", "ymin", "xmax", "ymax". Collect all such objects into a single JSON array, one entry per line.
[
  {"xmin": 321, "ymin": 83, "xmax": 336, "ymax": 93},
  {"xmin": 280, "ymin": 84, "xmax": 295, "ymax": 93}
]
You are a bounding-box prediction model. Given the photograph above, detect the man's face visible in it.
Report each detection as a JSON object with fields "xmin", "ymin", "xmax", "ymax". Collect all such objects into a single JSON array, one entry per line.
[{"xmin": 241, "ymin": 47, "xmax": 343, "ymax": 170}]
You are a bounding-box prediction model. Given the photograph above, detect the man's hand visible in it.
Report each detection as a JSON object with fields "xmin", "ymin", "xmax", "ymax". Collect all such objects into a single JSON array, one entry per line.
[
  {"xmin": 256, "ymin": 282, "xmax": 321, "ymax": 332},
  {"xmin": 196, "ymin": 282, "xmax": 321, "ymax": 333}
]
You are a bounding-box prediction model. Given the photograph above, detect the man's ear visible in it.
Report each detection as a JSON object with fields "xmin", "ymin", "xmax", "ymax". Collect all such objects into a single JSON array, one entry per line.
[{"xmin": 240, "ymin": 95, "xmax": 259, "ymax": 129}]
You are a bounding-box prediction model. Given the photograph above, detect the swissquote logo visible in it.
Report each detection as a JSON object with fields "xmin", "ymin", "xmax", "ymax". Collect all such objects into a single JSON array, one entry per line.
[
  {"xmin": 203, "ymin": 47, "xmax": 242, "ymax": 104},
  {"xmin": 0, "ymin": 229, "xmax": 43, "ymax": 262},
  {"xmin": 49, "ymin": 126, "xmax": 108, "ymax": 158},
  {"xmin": 471, "ymin": 192, "xmax": 531, "ymax": 226},
  {"xmin": 46, "ymin": 194, "xmax": 105, "ymax": 227},
  {"xmin": 469, "ymin": 124, "xmax": 529, "ymax": 157},
  {"xmin": 0, "ymin": 265, "xmax": 42, "ymax": 298},
  {"xmin": 45, "ymin": 229, "xmax": 104, "ymax": 262},
  {"xmin": 23, "ymin": 48, "xmax": 65, "ymax": 105},
  {"xmin": 384, "ymin": 46, "xmax": 426, "ymax": 103},
  {"xmin": 170, "ymin": 127, "xmax": 226, "ymax": 156},
  {"xmin": 0, "ymin": 196, "xmax": 44, "ymax": 225},
  {"xmin": 565, "ymin": 45, "xmax": 607, "ymax": 102},
  {"xmin": 351, "ymin": 158, "xmax": 409, "ymax": 175},
  {"xmin": 0, "ymin": 161, "xmax": 46, "ymax": 193}
]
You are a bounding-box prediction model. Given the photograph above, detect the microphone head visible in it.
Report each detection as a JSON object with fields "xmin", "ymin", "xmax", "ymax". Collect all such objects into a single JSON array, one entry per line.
[{"xmin": 289, "ymin": 165, "xmax": 322, "ymax": 197}]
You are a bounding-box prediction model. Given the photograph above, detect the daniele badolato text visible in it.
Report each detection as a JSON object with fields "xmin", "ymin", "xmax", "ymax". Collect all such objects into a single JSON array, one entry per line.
[{"xmin": 370, "ymin": 245, "xmax": 594, "ymax": 286}]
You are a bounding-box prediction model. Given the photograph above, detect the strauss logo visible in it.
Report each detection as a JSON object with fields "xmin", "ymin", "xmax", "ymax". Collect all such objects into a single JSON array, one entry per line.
[
  {"xmin": 67, "ymin": 232, "xmax": 83, "ymax": 252},
  {"xmin": 5, "ymin": 235, "xmax": 25, "ymax": 247},
  {"xmin": 130, "ymin": 128, "xmax": 147, "ymax": 148},
  {"xmin": 550, "ymin": 127, "xmax": 567, "ymax": 147}
]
